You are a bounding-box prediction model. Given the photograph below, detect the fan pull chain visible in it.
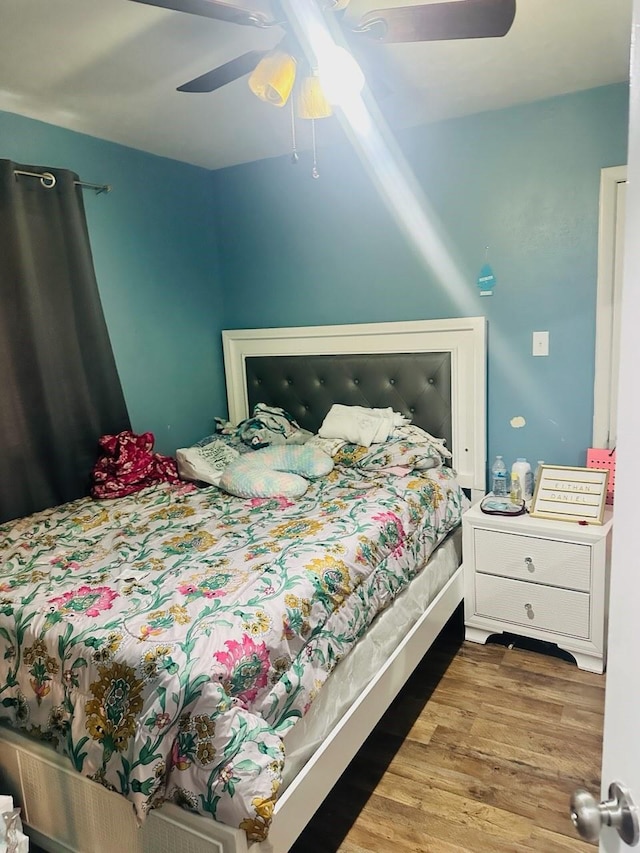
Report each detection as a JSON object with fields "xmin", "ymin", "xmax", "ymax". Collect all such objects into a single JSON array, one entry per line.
[
  {"xmin": 311, "ymin": 119, "xmax": 319, "ymax": 179},
  {"xmin": 290, "ymin": 97, "xmax": 299, "ymax": 165}
]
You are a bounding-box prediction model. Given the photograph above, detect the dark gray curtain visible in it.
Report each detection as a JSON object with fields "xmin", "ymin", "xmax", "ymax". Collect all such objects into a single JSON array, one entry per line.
[{"xmin": 0, "ymin": 159, "xmax": 130, "ymax": 523}]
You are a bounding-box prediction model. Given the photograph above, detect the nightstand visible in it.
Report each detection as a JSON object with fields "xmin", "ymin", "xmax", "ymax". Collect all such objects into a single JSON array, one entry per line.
[{"xmin": 462, "ymin": 501, "xmax": 613, "ymax": 673}]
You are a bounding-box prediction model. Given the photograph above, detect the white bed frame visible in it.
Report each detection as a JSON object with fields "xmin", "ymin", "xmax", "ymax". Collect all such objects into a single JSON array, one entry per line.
[{"xmin": 0, "ymin": 318, "xmax": 486, "ymax": 853}]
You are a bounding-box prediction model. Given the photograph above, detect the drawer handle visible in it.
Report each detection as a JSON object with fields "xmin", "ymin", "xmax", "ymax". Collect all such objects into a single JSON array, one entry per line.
[
  {"xmin": 524, "ymin": 556, "xmax": 535, "ymax": 572},
  {"xmin": 524, "ymin": 602, "xmax": 535, "ymax": 619}
]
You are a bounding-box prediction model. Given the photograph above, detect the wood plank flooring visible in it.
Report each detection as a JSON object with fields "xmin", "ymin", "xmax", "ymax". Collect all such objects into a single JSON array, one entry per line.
[{"xmin": 291, "ymin": 619, "xmax": 605, "ymax": 853}]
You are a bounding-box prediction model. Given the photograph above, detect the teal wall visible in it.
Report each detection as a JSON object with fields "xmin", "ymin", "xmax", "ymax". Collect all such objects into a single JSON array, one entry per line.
[
  {"xmin": 213, "ymin": 84, "xmax": 629, "ymax": 474},
  {"xmin": 0, "ymin": 110, "xmax": 226, "ymax": 455},
  {"xmin": 1, "ymin": 83, "xmax": 629, "ymax": 478}
]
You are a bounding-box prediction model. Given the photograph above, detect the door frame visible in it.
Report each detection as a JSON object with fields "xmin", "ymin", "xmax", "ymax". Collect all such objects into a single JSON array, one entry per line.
[{"xmin": 593, "ymin": 164, "xmax": 627, "ymax": 449}]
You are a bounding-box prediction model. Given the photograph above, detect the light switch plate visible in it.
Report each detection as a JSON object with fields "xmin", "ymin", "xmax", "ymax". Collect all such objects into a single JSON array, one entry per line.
[{"xmin": 532, "ymin": 331, "xmax": 549, "ymax": 356}]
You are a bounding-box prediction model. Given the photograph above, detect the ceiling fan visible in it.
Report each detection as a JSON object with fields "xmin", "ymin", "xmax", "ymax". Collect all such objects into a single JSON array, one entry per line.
[{"xmin": 130, "ymin": 0, "xmax": 517, "ymax": 110}]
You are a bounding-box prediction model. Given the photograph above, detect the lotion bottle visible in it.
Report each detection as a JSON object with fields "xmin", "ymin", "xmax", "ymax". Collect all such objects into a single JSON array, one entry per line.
[{"xmin": 510, "ymin": 471, "xmax": 522, "ymax": 504}]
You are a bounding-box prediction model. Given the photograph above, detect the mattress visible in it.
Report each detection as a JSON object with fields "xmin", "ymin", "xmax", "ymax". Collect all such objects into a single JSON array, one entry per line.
[{"xmin": 0, "ymin": 464, "xmax": 464, "ymax": 841}]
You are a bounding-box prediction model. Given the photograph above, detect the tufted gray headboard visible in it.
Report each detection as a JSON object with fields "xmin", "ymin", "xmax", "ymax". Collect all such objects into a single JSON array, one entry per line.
[
  {"xmin": 222, "ymin": 318, "xmax": 487, "ymax": 499},
  {"xmin": 245, "ymin": 351, "xmax": 452, "ymax": 451}
]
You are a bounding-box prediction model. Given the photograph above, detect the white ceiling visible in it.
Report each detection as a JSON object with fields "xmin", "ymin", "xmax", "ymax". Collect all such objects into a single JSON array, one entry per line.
[{"xmin": 0, "ymin": 0, "xmax": 632, "ymax": 171}]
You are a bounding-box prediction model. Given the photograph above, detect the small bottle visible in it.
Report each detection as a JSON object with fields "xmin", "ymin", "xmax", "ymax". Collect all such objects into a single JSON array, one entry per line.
[
  {"xmin": 491, "ymin": 455, "xmax": 508, "ymax": 496},
  {"xmin": 512, "ymin": 458, "xmax": 533, "ymax": 500},
  {"xmin": 510, "ymin": 471, "xmax": 522, "ymax": 504}
]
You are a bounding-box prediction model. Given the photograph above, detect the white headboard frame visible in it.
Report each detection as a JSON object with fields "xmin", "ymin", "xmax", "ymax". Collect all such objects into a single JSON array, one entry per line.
[{"xmin": 222, "ymin": 317, "xmax": 487, "ymax": 499}]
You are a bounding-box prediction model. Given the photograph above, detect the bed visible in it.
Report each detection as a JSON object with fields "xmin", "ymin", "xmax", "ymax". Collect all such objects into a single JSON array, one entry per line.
[{"xmin": 0, "ymin": 317, "xmax": 486, "ymax": 853}]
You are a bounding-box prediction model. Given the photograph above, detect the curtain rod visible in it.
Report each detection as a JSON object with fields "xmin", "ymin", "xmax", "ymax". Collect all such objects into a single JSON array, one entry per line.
[{"xmin": 13, "ymin": 169, "xmax": 111, "ymax": 194}]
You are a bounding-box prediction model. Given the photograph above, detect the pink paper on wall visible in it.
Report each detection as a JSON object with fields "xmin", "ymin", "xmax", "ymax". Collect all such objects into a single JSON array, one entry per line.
[{"xmin": 587, "ymin": 448, "xmax": 616, "ymax": 505}]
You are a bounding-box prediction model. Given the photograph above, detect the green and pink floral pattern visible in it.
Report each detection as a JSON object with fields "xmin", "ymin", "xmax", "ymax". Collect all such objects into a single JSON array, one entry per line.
[
  {"xmin": 49, "ymin": 585, "xmax": 118, "ymax": 617},
  {"xmin": 0, "ymin": 463, "xmax": 463, "ymax": 840}
]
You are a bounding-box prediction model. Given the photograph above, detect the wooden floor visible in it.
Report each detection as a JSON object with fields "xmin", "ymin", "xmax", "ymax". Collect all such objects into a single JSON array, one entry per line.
[
  {"xmin": 27, "ymin": 620, "xmax": 605, "ymax": 853},
  {"xmin": 291, "ymin": 621, "xmax": 605, "ymax": 853}
]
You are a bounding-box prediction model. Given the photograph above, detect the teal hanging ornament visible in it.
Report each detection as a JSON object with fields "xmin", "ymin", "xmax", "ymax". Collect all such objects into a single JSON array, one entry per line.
[{"xmin": 477, "ymin": 247, "xmax": 496, "ymax": 296}]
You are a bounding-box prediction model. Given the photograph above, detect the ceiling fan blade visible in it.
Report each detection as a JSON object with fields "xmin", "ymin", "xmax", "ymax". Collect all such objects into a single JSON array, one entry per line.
[
  {"xmin": 177, "ymin": 50, "xmax": 267, "ymax": 92},
  {"xmin": 352, "ymin": 0, "xmax": 516, "ymax": 44},
  {"xmin": 130, "ymin": 0, "xmax": 277, "ymax": 28}
]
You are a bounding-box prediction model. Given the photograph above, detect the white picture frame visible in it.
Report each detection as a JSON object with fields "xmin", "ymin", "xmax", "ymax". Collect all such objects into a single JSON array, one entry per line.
[{"xmin": 530, "ymin": 464, "xmax": 609, "ymax": 524}]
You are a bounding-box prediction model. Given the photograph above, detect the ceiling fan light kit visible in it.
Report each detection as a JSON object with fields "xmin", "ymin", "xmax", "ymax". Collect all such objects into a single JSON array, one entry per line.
[
  {"xmin": 297, "ymin": 74, "xmax": 333, "ymax": 120},
  {"xmin": 248, "ymin": 48, "xmax": 297, "ymax": 106}
]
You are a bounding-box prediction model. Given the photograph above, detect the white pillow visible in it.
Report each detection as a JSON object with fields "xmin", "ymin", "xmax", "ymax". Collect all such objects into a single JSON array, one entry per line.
[
  {"xmin": 318, "ymin": 405, "xmax": 410, "ymax": 447},
  {"xmin": 176, "ymin": 440, "xmax": 240, "ymax": 486}
]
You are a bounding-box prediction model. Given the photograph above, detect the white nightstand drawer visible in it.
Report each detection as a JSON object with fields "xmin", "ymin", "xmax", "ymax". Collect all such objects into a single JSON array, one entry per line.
[
  {"xmin": 475, "ymin": 574, "xmax": 590, "ymax": 639},
  {"xmin": 474, "ymin": 528, "xmax": 591, "ymax": 591}
]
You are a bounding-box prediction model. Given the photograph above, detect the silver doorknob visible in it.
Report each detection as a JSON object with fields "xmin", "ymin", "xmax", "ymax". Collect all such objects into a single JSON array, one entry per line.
[{"xmin": 570, "ymin": 782, "xmax": 639, "ymax": 845}]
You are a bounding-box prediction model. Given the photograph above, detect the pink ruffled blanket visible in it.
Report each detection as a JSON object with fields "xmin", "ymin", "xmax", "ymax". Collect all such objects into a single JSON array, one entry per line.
[{"xmin": 91, "ymin": 430, "xmax": 180, "ymax": 499}]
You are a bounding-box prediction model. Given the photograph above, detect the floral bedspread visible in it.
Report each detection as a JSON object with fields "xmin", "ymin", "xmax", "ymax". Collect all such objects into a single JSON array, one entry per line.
[{"xmin": 0, "ymin": 465, "xmax": 464, "ymax": 840}]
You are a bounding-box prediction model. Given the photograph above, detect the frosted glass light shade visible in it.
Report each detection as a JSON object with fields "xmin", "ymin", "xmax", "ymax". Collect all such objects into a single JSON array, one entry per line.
[
  {"xmin": 297, "ymin": 75, "xmax": 333, "ymax": 119},
  {"xmin": 248, "ymin": 50, "xmax": 297, "ymax": 107}
]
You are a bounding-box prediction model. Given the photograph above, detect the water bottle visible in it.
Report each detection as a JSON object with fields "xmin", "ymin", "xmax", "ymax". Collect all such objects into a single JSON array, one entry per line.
[
  {"xmin": 511, "ymin": 458, "xmax": 533, "ymax": 500},
  {"xmin": 491, "ymin": 455, "xmax": 508, "ymax": 496}
]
